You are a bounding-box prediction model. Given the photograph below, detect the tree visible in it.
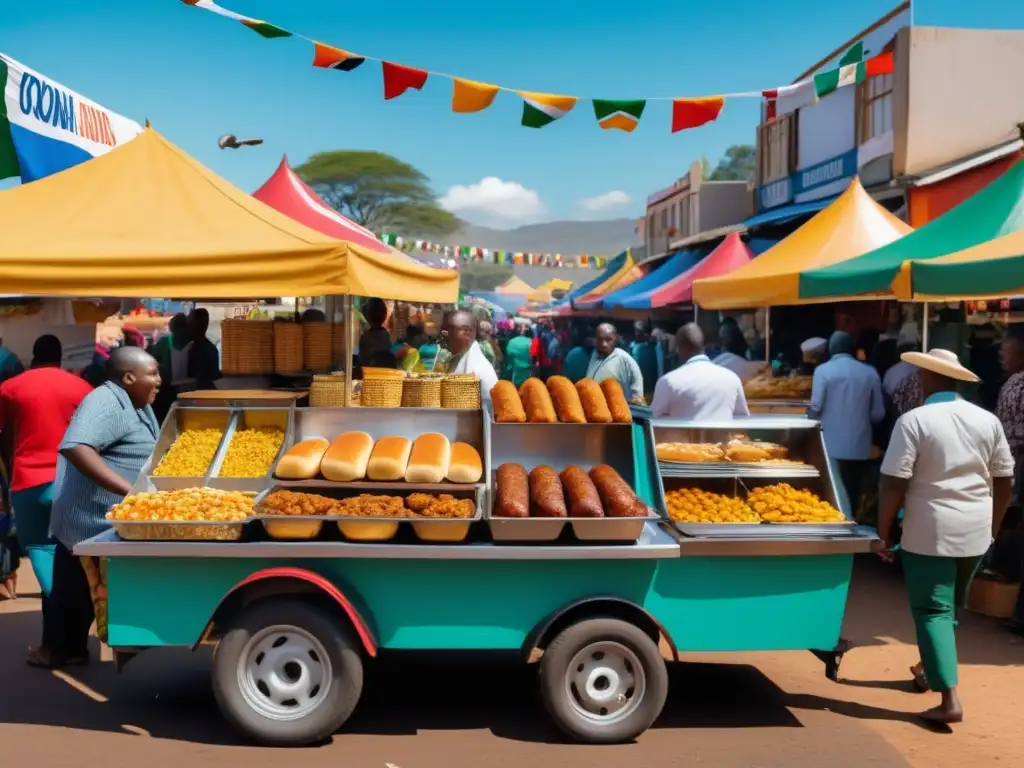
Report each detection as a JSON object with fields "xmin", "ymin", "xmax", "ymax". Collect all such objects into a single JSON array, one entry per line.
[
  {"xmin": 708, "ymin": 145, "xmax": 756, "ymax": 181},
  {"xmin": 295, "ymin": 150, "xmax": 460, "ymax": 237}
]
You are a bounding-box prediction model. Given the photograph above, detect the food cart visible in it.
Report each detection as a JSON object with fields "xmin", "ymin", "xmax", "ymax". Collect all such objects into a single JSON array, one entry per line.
[{"xmin": 77, "ymin": 401, "xmax": 878, "ymax": 747}]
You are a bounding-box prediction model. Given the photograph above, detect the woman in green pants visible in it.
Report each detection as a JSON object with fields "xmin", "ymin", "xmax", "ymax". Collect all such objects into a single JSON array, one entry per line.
[{"xmin": 878, "ymin": 349, "xmax": 1014, "ymax": 725}]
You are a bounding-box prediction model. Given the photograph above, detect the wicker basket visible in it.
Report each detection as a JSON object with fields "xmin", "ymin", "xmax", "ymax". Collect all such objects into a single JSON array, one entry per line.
[
  {"xmin": 402, "ymin": 375, "xmax": 443, "ymax": 408},
  {"xmin": 441, "ymin": 374, "xmax": 481, "ymax": 409},
  {"xmin": 221, "ymin": 320, "xmax": 274, "ymax": 375},
  {"xmin": 361, "ymin": 377, "xmax": 404, "ymax": 407},
  {"xmin": 303, "ymin": 322, "xmax": 333, "ymax": 371},
  {"xmin": 274, "ymin": 322, "xmax": 304, "ymax": 374},
  {"xmin": 310, "ymin": 373, "xmax": 348, "ymax": 407},
  {"xmin": 362, "ymin": 367, "xmax": 406, "ymax": 380}
]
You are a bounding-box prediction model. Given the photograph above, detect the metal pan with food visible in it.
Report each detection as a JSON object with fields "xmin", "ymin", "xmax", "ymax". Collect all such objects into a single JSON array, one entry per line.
[{"xmin": 106, "ymin": 487, "xmax": 257, "ymax": 541}]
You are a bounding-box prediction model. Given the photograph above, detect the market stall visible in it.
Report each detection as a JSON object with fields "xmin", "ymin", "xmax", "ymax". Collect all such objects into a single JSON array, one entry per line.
[{"xmin": 575, "ymin": 249, "xmax": 703, "ymax": 311}]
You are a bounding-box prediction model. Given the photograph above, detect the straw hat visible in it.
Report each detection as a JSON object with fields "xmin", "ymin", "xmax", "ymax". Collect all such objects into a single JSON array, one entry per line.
[{"xmin": 901, "ymin": 348, "xmax": 979, "ymax": 383}]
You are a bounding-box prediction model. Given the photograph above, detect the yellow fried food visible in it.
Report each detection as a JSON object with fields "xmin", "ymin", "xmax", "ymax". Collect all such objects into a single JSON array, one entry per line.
[
  {"xmin": 217, "ymin": 427, "xmax": 285, "ymax": 478},
  {"xmin": 153, "ymin": 429, "xmax": 224, "ymax": 477},
  {"xmin": 107, "ymin": 488, "xmax": 254, "ymax": 522},
  {"xmin": 747, "ymin": 483, "xmax": 846, "ymax": 523},
  {"xmin": 257, "ymin": 490, "xmax": 337, "ymax": 517},
  {"xmin": 664, "ymin": 487, "xmax": 760, "ymax": 524}
]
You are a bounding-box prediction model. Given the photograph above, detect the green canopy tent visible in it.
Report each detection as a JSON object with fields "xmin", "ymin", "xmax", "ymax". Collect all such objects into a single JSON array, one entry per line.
[{"xmin": 798, "ymin": 159, "xmax": 1024, "ymax": 301}]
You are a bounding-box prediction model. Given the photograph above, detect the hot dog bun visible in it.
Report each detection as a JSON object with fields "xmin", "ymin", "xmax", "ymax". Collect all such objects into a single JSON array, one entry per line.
[
  {"xmin": 274, "ymin": 437, "xmax": 330, "ymax": 480},
  {"xmin": 405, "ymin": 432, "xmax": 451, "ymax": 483},
  {"xmin": 320, "ymin": 432, "xmax": 374, "ymax": 481},
  {"xmin": 366, "ymin": 435, "xmax": 412, "ymax": 481},
  {"xmin": 446, "ymin": 442, "xmax": 483, "ymax": 483}
]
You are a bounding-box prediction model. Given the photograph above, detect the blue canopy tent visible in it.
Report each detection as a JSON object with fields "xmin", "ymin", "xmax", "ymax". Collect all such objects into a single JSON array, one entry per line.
[
  {"xmin": 575, "ymin": 250, "xmax": 703, "ymax": 310},
  {"xmin": 532, "ymin": 249, "xmax": 632, "ymax": 313}
]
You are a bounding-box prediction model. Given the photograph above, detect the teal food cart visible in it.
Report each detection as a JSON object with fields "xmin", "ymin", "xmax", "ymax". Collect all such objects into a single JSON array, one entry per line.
[{"xmin": 77, "ymin": 406, "xmax": 878, "ymax": 746}]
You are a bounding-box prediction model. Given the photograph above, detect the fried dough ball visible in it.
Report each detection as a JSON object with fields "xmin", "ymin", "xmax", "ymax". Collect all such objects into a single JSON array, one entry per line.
[
  {"xmin": 747, "ymin": 483, "xmax": 845, "ymax": 523},
  {"xmin": 665, "ymin": 487, "xmax": 759, "ymax": 524}
]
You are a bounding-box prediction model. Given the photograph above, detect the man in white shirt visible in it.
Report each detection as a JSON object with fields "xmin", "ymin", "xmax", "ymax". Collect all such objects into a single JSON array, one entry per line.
[
  {"xmin": 445, "ymin": 310, "xmax": 498, "ymax": 402},
  {"xmin": 651, "ymin": 324, "xmax": 749, "ymax": 420},
  {"xmin": 878, "ymin": 349, "xmax": 1014, "ymax": 726}
]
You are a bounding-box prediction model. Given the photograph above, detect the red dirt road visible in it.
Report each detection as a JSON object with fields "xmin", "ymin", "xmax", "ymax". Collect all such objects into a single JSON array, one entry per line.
[{"xmin": 1, "ymin": 558, "xmax": 1020, "ymax": 767}]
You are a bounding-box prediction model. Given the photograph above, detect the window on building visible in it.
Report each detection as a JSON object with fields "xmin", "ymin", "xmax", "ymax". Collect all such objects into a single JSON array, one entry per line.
[
  {"xmin": 860, "ymin": 71, "xmax": 893, "ymax": 143},
  {"xmin": 660, "ymin": 208, "xmax": 668, "ymax": 230},
  {"xmin": 757, "ymin": 112, "xmax": 797, "ymax": 183},
  {"xmin": 670, "ymin": 203, "xmax": 676, "ymax": 230}
]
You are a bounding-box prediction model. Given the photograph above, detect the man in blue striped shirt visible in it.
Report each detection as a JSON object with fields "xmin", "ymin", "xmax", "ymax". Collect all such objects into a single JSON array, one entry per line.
[{"xmin": 28, "ymin": 347, "xmax": 160, "ymax": 669}]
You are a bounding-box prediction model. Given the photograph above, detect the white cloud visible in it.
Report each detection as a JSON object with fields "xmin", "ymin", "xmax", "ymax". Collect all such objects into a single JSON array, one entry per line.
[
  {"xmin": 440, "ymin": 177, "xmax": 546, "ymax": 225},
  {"xmin": 577, "ymin": 190, "xmax": 632, "ymax": 214}
]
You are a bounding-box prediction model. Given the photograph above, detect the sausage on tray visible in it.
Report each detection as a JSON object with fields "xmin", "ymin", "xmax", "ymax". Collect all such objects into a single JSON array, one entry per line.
[
  {"xmin": 529, "ymin": 465, "xmax": 568, "ymax": 518},
  {"xmin": 494, "ymin": 463, "xmax": 530, "ymax": 518},
  {"xmin": 560, "ymin": 465, "xmax": 604, "ymax": 518},
  {"xmin": 589, "ymin": 464, "xmax": 646, "ymax": 518}
]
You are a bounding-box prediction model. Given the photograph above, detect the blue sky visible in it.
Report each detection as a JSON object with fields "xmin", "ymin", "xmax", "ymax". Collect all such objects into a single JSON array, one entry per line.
[{"xmin": 4, "ymin": 0, "xmax": 1023, "ymax": 228}]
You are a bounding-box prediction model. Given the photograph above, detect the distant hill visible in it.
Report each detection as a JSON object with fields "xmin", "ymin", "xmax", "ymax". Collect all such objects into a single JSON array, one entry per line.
[{"xmin": 432, "ymin": 218, "xmax": 639, "ymax": 255}]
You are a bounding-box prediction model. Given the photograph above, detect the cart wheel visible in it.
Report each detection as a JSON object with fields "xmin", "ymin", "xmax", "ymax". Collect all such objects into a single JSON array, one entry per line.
[
  {"xmin": 539, "ymin": 618, "xmax": 668, "ymax": 744},
  {"xmin": 212, "ymin": 598, "xmax": 363, "ymax": 746}
]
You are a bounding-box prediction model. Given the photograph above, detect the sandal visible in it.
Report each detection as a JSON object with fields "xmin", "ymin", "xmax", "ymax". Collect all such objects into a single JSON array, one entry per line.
[
  {"xmin": 26, "ymin": 646, "xmax": 89, "ymax": 669},
  {"xmin": 910, "ymin": 663, "xmax": 929, "ymax": 693}
]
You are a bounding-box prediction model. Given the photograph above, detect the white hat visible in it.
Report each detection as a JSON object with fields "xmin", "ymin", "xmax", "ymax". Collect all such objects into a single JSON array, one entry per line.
[
  {"xmin": 901, "ymin": 348, "xmax": 979, "ymax": 383},
  {"xmin": 800, "ymin": 337, "xmax": 827, "ymax": 354}
]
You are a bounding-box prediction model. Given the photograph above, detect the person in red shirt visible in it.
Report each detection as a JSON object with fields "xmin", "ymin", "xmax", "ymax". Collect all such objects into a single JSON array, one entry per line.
[{"xmin": 0, "ymin": 335, "xmax": 92, "ymax": 598}]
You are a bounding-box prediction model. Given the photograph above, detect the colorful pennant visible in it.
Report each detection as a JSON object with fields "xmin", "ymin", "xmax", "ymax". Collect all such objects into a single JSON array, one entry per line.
[
  {"xmin": 671, "ymin": 97, "xmax": 725, "ymax": 133},
  {"xmin": 593, "ymin": 100, "xmax": 646, "ymax": 132},
  {"xmin": 382, "ymin": 62, "xmax": 428, "ymax": 100},
  {"xmin": 312, "ymin": 42, "xmax": 365, "ymax": 71},
  {"xmin": 451, "ymin": 78, "xmax": 500, "ymax": 113},
  {"xmin": 377, "ymin": 232, "xmax": 608, "ymax": 270},
  {"xmin": 520, "ymin": 92, "xmax": 578, "ymax": 128}
]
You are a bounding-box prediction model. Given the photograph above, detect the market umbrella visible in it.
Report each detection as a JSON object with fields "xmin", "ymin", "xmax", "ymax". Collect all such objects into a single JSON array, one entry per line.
[
  {"xmin": 693, "ymin": 177, "xmax": 911, "ymax": 309},
  {"xmin": 575, "ymin": 250, "xmax": 702, "ymax": 310},
  {"xmin": 902, "ymin": 228, "xmax": 1024, "ymax": 299},
  {"xmin": 535, "ymin": 249, "xmax": 635, "ymax": 313},
  {"xmin": 799, "ymin": 159, "xmax": 1024, "ymax": 301}
]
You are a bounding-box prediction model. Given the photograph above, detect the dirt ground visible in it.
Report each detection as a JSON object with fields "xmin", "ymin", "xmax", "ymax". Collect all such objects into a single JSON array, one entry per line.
[{"xmin": 0, "ymin": 556, "xmax": 1020, "ymax": 767}]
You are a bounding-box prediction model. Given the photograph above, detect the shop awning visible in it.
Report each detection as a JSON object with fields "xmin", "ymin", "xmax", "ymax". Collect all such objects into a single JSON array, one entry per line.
[
  {"xmin": 799, "ymin": 159, "xmax": 1024, "ymax": 300},
  {"xmin": 577, "ymin": 249, "xmax": 702, "ymax": 310},
  {"xmin": 563, "ymin": 263, "xmax": 647, "ymax": 313},
  {"xmin": 494, "ymin": 275, "xmax": 534, "ymax": 294},
  {"xmin": 694, "ymin": 178, "xmax": 911, "ymax": 310},
  {"xmin": 742, "ymin": 198, "xmax": 834, "ymax": 229},
  {"xmin": 0, "ymin": 129, "xmax": 459, "ymax": 302},
  {"xmin": 905, "ymin": 229, "xmax": 1024, "ymax": 299},
  {"xmin": 620, "ymin": 234, "xmax": 755, "ymax": 309}
]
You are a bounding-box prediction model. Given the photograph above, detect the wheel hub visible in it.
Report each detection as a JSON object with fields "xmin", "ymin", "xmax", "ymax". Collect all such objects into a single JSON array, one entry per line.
[
  {"xmin": 565, "ymin": 641, "xmax": 646, "ymax": 724},
  {"xmin": 237, "ymin": 625, "xmax": 332, "ymax": 721}
]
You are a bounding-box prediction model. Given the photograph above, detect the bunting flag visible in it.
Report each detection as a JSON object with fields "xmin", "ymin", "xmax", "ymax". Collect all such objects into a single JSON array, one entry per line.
[
  {"xmin": 376, "ymin": 231, "xmax": 608, "ymax": 269},
  {"xmin": 593, "ymin": 100, "xmax": 646, "ymax": 132},
  {"xmin": 520, "ymin": 92, "xmax": 578, "ymax": 128},
  {"xmin": 382, "ymin": 62, "xmax": 428, "ymax": 100},
  {"xmin": 312, "ymin": 42, "xmax": 365, "ymax": 71},
  {"xmin": 671, "ymin": 97, "xmax": 724, "ymax": 133},
  {"xmin": 762, "ymin": 79, "xmax": 817, "ymax": 109},
  {"xmin": 451, "ymin": 78, "xmax": 500, "ymax": 113},
  {"xmin": 182, "ymin": 1, "xmax": 291, "ymax": 38},
  {"xmin": 813, "ymin": 42, "xmax": 865, "ymax": 99}
]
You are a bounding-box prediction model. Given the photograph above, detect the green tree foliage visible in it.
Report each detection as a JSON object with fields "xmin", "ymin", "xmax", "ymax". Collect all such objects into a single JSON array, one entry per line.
[
  {"xmin": 295, "ymin": 150, "xmax": 460, "ymax": 237},
  {"xmin": 708, "ymin": 145, "xmax": 756, "ymax": 181}
]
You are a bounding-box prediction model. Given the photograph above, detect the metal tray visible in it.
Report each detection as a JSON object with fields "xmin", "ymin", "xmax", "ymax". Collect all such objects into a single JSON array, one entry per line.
[
  {"xmin": 110, "ymin": 519, "xmax": 249, "ymax": 542},
  {"xmin": 657, "ymin": 461, "xmax": 819, "ymax": 479},
  {"xmin": 213, "ymin": 407, "xmax": 292, "ymax": 480},
  {"xmin": 141, "ymin": 406, "xmax": 234, "ymax": 485}
]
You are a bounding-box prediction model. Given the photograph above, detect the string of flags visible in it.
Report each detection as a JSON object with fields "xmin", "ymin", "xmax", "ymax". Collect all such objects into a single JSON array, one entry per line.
[
  {"xmin": 377, "ymin": 232, "xmax": 609, "ymax": 270},
  {"xmin": 181, "ymin": 1, "xmax": 895, "ymax": 134}
]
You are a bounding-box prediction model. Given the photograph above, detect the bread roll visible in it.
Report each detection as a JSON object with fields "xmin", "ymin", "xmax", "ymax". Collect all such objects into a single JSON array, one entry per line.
[
  {"xmin": 600, "ymin": 378, "xmax": 633, "ymax": 423},
  {"xmin": 495, "ymin": 463, "xmax": 529, "ymax": 518},
  {"xmin": 490, "ymin": 381, "xmax": 526, "ymax": 423},
  {"xmin": 274, "ymin": 437, "xmax": 330, "ymax": 480},
  {"xmin": 366, "ymin": 436, "xmax": 413, "ymax": 481},
  {"xmin": 405, "ymin": 432, "xmax": 451, "ymax": 483},
  {"xmin": 529, "ymin": 465, "xmax": 568, "ymax": 518},
  {"xmin": 446, "ymin": 442, "xmax": 483, "ymax": 483},
  {"xmin": 589, "ymin": 464, "xmax": 646, "ymax": 517},
  {"xmin": 575, "ymin": 379, "xmax": 612, "ymax": 423},
  {"xmin": 546, "ymin": 375, "xmax": 586, "ymax": 423},
  {"xmin": 321, "ymin": 432, "xmax": 374, "ymax": 481},
  {"xmin": 519, "ymin": 378, "xmax": 557, "ymax": 423},
  {"xmin": 560, "ymin": 465, "xmax": 604, "ymax": 517}
]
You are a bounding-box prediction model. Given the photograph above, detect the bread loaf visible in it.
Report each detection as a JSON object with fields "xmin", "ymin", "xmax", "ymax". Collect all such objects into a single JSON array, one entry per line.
[
  {"xmin": 546, "ymin": 375, "xmax": 586, "ymax": 423},
  {"xmin": 405, "ymin": 432, "xmax": 451, "ymax": 483},
  {"xmin": 366, "ymin": 436, "xmax": 413, "ymax": 481},
  {"xmin": 446, "ymin": 442, "xmax": 483, "ymax": 483},
  {"xmin": 529, "ymin": 465, "xmax": 568, "ymax": 518},
  {"xmin": 575, "ymin": 379, "xmax": 612, "ymax": 423},
  {"xmin": 599, "ymin": 378, "xmax": 633, "ymax": 423},
  {"xmin": 274, "ymin": 437, "xmax": 330, "ymax": 480},
  {"xmin": 560, "ymin": 465, "xmax": 604, "ymax": 517},
  {"xmin": 494, "ymin": 463, "xmax": 529, "ymax": 518},
  {"xmin": 321, "ymin": 432, "xmax": 374, "ymax": 481},
  {"xmin": 490, "ymin": 380, "xmax": 526, "ymax": 423},
  {"xmin": 519, "ymin": 378, "xmax": 557, "ymax": 423},
  {"xmin": 589, "ymin": 464, "xmax": 646, "ymax": 517}
]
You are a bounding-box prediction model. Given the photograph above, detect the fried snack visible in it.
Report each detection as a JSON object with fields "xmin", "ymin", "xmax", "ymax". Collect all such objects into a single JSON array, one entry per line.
[
  {"xmin": 153, "ymin": 428, "xmax": 223, "ymax": 477},
  {"xmin": 545, "ymin": 375, "xmax": 586, "ymax": 423},
  {"xmin": 589, "ymin": 464, "xmax": 646, "ymax": 517},
  {"xmin": 107, "ymin": 488, "xmax": 254, "ymax": 522},
  {"xmin": 599, "ymin": 378, "xmax": 632, "ymax": 423},
  {"xmin": 743, "ymin": 373, "xmax": 812, "ymax": 400},
  {"xmin": 723, "ymin": 439, "xmax": 788, "ymax": 463},
  {"xmin": 656, "ymin": 442, "xmax": 726, "ymax": 463},
  {"xmin": 406, "ymin": 493, "xmax": 476, "ymax": 519},
  {"xmin": 333, "ymin": 494, "xmax": 413, "ymax": 518},
  {"xmin": 519, "ymin": 378, "xmax": 557, "ymax": 423},
  {"xmin": 747, "ymin": 483, "xmax": 846, "ymax": 523},
  {"xmin": 217, "ymin": 427, "xmax": 285, "ymax": 478},
  {"xmin": 664, "ymin": 487, "xmax": 760, "ymax": 524},
  {"xmin": 494, "ymin": 463, "xmax": 529, "ymax": 518},
  {"xmin": 529, "ymin": 465, "xmax": 568, "ymax": 518},
  {"xmin": 560, "ymin": 465, "xmax": 604, "ymax": 518},
  {"xmin": 575, "ymin": 379, "xmax": 612, "ymax": 423},
  {"xmin": 490, "ymin": 380, "xmax": 527, "ymax": 423},
  {"xmin": 257, "ymin": 490, "xmax": 337, "ymax": 517}
]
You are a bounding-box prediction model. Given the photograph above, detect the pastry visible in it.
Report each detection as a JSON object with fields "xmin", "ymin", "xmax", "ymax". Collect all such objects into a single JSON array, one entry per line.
[
  {"xmin": 546, "ymin": 376, "xmax": 586, "ymax": 423},
  {"xmin": 575, "ymin": 379, "xmax": 612, "ymax": 423},
  {"xmin": 490, "ymin": 381, "xmax": 527, "ymax": 423},
  {"xmin": 656, "ymin": 442, "xmax": 726, "ymax": 463},
  {"xmin": 519, "ymin": 378, "xmax": 557, "ymax": 423},
  {"xmin": 560, "ymin": 465, "xmax": 604, "ymax": 518},
  {"xmin": 529, "ymin": 465, "xmax": 568, "ymax": 518},
  {"xmin": 366, "ymin": 435, "xmax": 413, "ymax": 481},
  {"xmin": 599, "ymin": 379, "xmax": 632, "ymax": 423},
  {"xmin": 494, "ymin": 463, "xmax": 529, "ymax": 518},
  {"xmin": 405, "ymin": 433, "xmax": 451, "ymax": 483},
  {"xmin": 589, "ymin": 464, "xmax": 646, "ymax": 517},
  {"xmin": 724, "ymin": 439, "xmax": 788, "ymax": 463},
  {"xmin": 274, "ymin": 438, "xmax": 330, "ymax": 480},
  {"xmin": 446, "ymin": 442, "xmax": 483, "ymax": 483},
  {"xmin": 321, "ymin": 431, "xmax": 374, "ymax": 481}
]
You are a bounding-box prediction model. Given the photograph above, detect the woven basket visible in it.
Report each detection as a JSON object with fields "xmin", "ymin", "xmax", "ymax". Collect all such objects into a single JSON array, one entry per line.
[
  {"xmin": 309, "ymin": 373, "xmax": 348, "ymax": 407},
  {"xmin": 441, "ymin": 374, "xmax": 481, "ymax": 409},
  {"xmin": 401, "ymin": 375, "xmax": 443, "ymax": 408},
  {"xmin": 362, "ymin": 367, "xmax": 406, "ymax": 380},
  {"xmin": 221, "ymin": 320, "xmax": 274, "ymax": 375},
  {"xmin": 273, "ymin": 322, "xmax": 304, "ymax": 374},
  {"xmin": 303, "ymin": 322, "xmax": 333, "ymax": 371},
  {"xmin": 361, "ymin": 377, "xmax": 404, "ymax": 407}
]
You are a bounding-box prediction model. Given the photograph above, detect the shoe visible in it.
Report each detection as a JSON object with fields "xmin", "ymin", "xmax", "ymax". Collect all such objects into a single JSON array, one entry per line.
[{"xmin": 26, "ymin": 646, "xmax": 89, "ymax": 669}]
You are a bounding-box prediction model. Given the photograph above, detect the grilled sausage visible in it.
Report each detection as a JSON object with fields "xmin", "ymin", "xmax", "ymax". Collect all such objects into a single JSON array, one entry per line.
[
  {"xmin": 494, "ymin": 463, "xmax": 529, "ymax": 518},
  {"xmin": 560, "ymin": 465, "xmax": 604, "ymax": 518},
  {"xmin": 589, "ymin": 464, "xmax": 646, "ymax": 517},
  {"xmin": 529, "ymin": 465, "xmax": 568, "ymax": 518}
]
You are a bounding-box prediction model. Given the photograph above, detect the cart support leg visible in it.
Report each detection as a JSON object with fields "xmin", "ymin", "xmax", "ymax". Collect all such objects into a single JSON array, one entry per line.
[{"xmin": 810, "ymin": 638, "xmax": 852, "ymax": 682}]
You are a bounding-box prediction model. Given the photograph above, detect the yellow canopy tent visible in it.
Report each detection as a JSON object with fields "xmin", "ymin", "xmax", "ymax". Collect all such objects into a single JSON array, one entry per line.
[
  {"xmin": 901, "ymin": 228, "xmax": 1024, "ymax": 300},
  {"xmin": 526, "ymin": 277, "xmax": 574, "ymax": 304},
  {"xmin": 494, "ymin": 275, "xmax": 533, "ymax": 295},
  {"xmin": 693, "ymin": 178, "xmax": 912, "ymax": 309},
  {"xmin": 0, "ymin": 129, "xmax": 459, "ymax": 302}
]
